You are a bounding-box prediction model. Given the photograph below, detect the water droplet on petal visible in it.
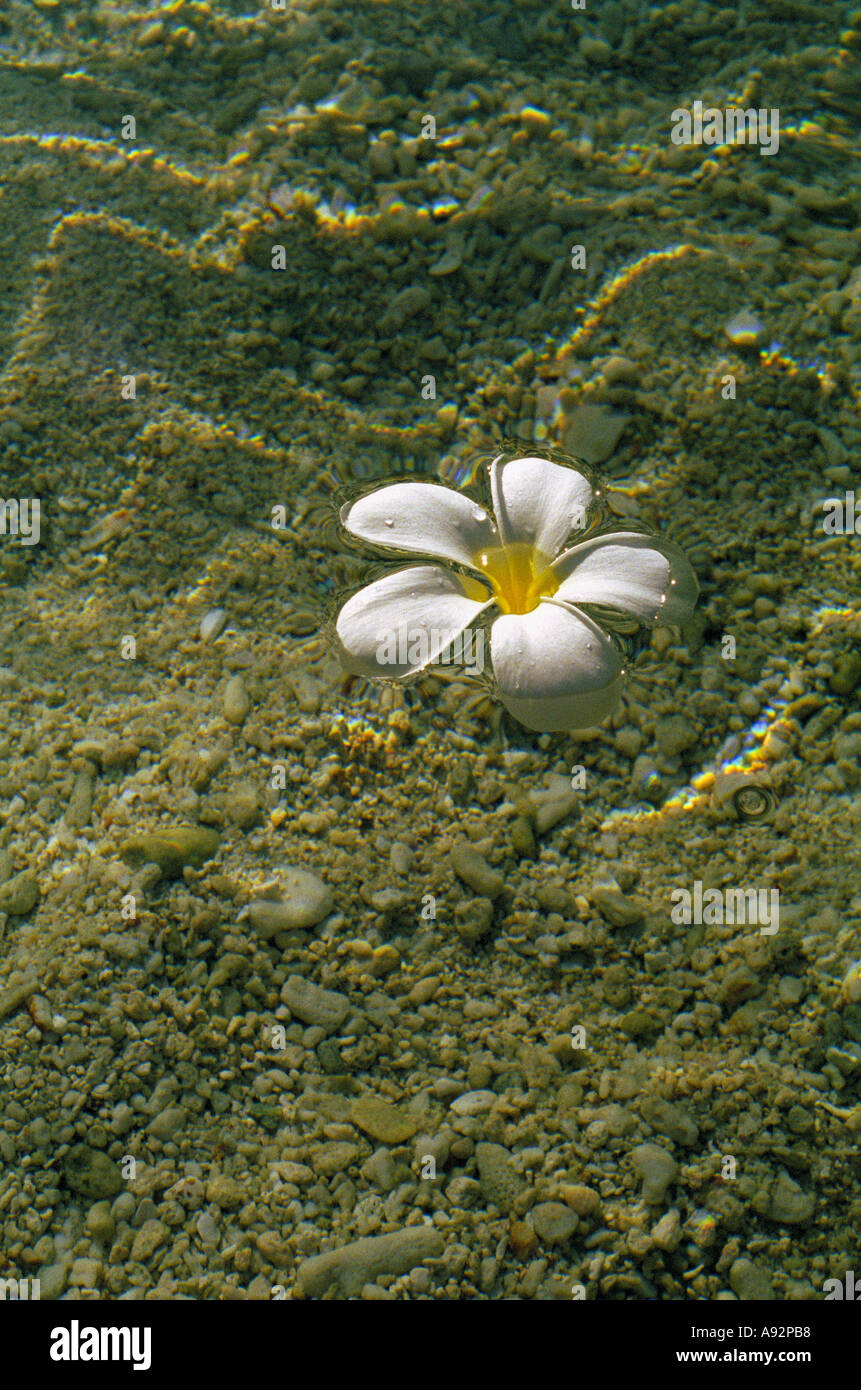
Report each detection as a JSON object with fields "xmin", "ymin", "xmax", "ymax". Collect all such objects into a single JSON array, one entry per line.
[
  {"xmin": 384, "ymin": 517, "xmax": 394, "ymax": 527},
  {"xmin": 471, "ymin": 508, "xmax": 486, "ymax": 522}
]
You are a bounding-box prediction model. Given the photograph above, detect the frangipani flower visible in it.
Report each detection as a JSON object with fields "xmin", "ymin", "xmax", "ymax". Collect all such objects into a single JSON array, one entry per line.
[{"xmin": 334, "ymin": 451, "xmax": 699, "ymax": 732}]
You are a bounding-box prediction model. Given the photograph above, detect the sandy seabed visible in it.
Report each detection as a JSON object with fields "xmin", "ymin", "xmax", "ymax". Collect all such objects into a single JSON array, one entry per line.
[{"xmin": 0, "ymin": 0, "xmax": 860, "ymax": 1307}]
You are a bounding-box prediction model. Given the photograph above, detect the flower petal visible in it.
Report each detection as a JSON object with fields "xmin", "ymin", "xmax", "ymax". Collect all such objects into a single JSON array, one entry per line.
[
  {"xmin": 489, "ymin": 454, "xmax": 594, "ymax": 557},
  {"xmin": 490, "ymin": 600, "xmax": 624, "ymax": 731},
  {"xmin": 551, "ymin": 532, "xmax": 699, "ymax": 626},
  {"xmin": 340, "ymin": 482, "xmax": 496, "ymax": 566},
  {"xmin": 335, "ymin": 565, "xmax": 492, "ymax": 679}
]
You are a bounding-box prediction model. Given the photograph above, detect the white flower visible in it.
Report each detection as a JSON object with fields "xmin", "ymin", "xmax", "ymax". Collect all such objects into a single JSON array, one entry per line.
[{"xmin": 334, "ymin": 451, "xmax": 699, "ymax": 732}]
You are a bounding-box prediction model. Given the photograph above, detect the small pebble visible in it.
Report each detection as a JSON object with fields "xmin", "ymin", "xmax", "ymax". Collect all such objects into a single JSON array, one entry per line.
[
  {"xmin": 602, "ymin": 355, "xmax": 640, "ymax": 386},
  {"xmin": 730, "ymin": 1257, "xmax": 774, "ymax": 1300},
  {"xmin": 842, "ymin": 962, "xmax": 861, "ymax": 1005},
  {"xmin": 200, "ymin": 608, "xmax": 227, "ymax": 642},
  {"xmin": 631, "ymin": 1143, "xmax": 678, "ymax": 1204},
  {"xmin": 816, "ymin": 426, "xmax": 848, "ymax": 468},
  {"xmin": 146, "ymin": 1106, "xmax": 187, "ymax": 1141},
  {"xmin": 247, "ymin": 867, "xmax": 334, "ymax": 935},
  {"xmin": 508, "ymin": 1220, "xmax": 538, "ymax": 1258},
  {"xmin": 450, "ymin": 1090, "xmax": 497, "ymax": 1117},
  {"xmin": 63, "ymin": 1145, "xmax": 124, "ymax": 1201},
  {"xmin": 475, "ymin": 1142, "xmax": 524, "ymax": 1213},
  {"xmin": 650, "ymin": 1209, "xmax": 682, "ymax": 1251},
  {"xmin": 223, "ymin": 674, "xmax": 251, "ymax": 724},
  {"xmin": 131, "ymin": 1219, "xmax": 169, "ymax": 1263},
  {"xmin": 408, "ymin": 976, "xmax": 439, "ymax": 1006},
  {"xmin": 562, "ymin": 404, "xmax": 629, "ymax": 464},
  {"xmin": 66, "ymin": 771, "xmax": 94, "ymax": 830},
  {"xmin": 390, "ymin": 842, "xmax": 415, "ymax": 875},
  {"xmin": 196, "ymin": 1212, "xmax": 220, "ymax": 1246},
  {"xmin": 530, "ymin": 1202, "xmax": 578, "ymax": 1245},
  {"xmin": 725, "ymin": 309, "xmax": 766, "ymax": 349},
  {"xmin": 281, "ymin": 974, "xmax": 350, "ymax": 1032},
  {"xmin": 451, "ymin": 842, "xmax": 504, "ymax": 899},
  {"xmin": 768, "ymin": 1170, "xmax": 814, "ymax": 1224},
  {"xmin": 519, "ymin": 105, "xmax": 552, "ymax": 136},
  {"xmin": 830, "ymin": 653, "xmax": 861, "ymax": 696},
  {"xmin": 296, "ymin": 1226, "xmax": 444, "ymax": 1298},
  {"xmin": 0, "ymin": 870, "xmax": 39, "ymax": 917},
  {"xmin": 120, "ymin": 826, "xmax": 220, "ymax": 878},
  {"xmin": 351, "ymin": 1096, "xmax": 417, "ymax": 1144},
  {"xmin": 590, "ymin": 885, "xmax": 644, "ymax": 928},
  {"xmin": 205, "ymin": 1175, "xmax": 244, "ymax": 1209}
]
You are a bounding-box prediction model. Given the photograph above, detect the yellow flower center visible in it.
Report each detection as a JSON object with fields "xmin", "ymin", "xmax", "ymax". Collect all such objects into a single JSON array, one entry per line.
[{"xmin": 474, "ymin": 542, "xmax": 559, "ymax": 615}]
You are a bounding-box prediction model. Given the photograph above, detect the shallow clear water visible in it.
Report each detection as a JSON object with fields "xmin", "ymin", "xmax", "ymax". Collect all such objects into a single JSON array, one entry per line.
[{"xmin": 0, "ymin": 0, "xmax": 859, "ymax": 1337}]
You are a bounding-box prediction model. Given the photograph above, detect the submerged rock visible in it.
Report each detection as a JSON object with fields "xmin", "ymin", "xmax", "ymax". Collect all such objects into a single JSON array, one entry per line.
[
  {"xmin": 0, "ymin": 869, "xmax": 39, "ymax": 916},
  {"xmin": 590, "ymin": 885, "xmax": 645, "ymax": 928},
  {"xmin": 63, "ymin": 1145, "xmax": 123, "ymax": 1200},
  {"xmin": 200, "ymin": 608, "xmax": 227, "ymax": 642},
  {"xmin": 725, "ymin": 309, "xmax": 766, "ymax": 349},
  {"xmin": 768, "ymin": 1171, "xmax": 815, "ymax": 1224},
  {"xmin": 451, "ymin": 843, "xmax": 504, "ymax": 899},
  {"xmin": 351, "ymin": 1096, "xmax": 417, "ymax": 1144},
  {"xmin": 120, "ymin": 826, "xmax": 221, "ymax": 878},
  {"xmin": 531, "ymin": 1201, "xmax": 578, "ymax": 1245},
  {"xmin": 246, "ymin": 867, "xmax": 334, "ymax": 936},
  {"xmin": 280, "ymin": 975, "xmax": 349, "ymax": 1032},
  {"xmin": 562, "ymin": 403, "xmax": 629, "ymax": 463},
  {"xmin": 475, "ymin": 1142, "xmax": 524, "ymax": 1213},
  {"xmin": 730, "ymin": 1257, "xmax": 774, "ymax": 1300},
  {"xmin": 223, "ymin": 674, "xmax": 251, "ymax": 724},
  {"xmin": 631, "ymin": 1143, "xmax": 678, "ymax": 1204},
  {"xmin": 296, "ymin": 1226, "xmax": 444, "ymax": 1298}
]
